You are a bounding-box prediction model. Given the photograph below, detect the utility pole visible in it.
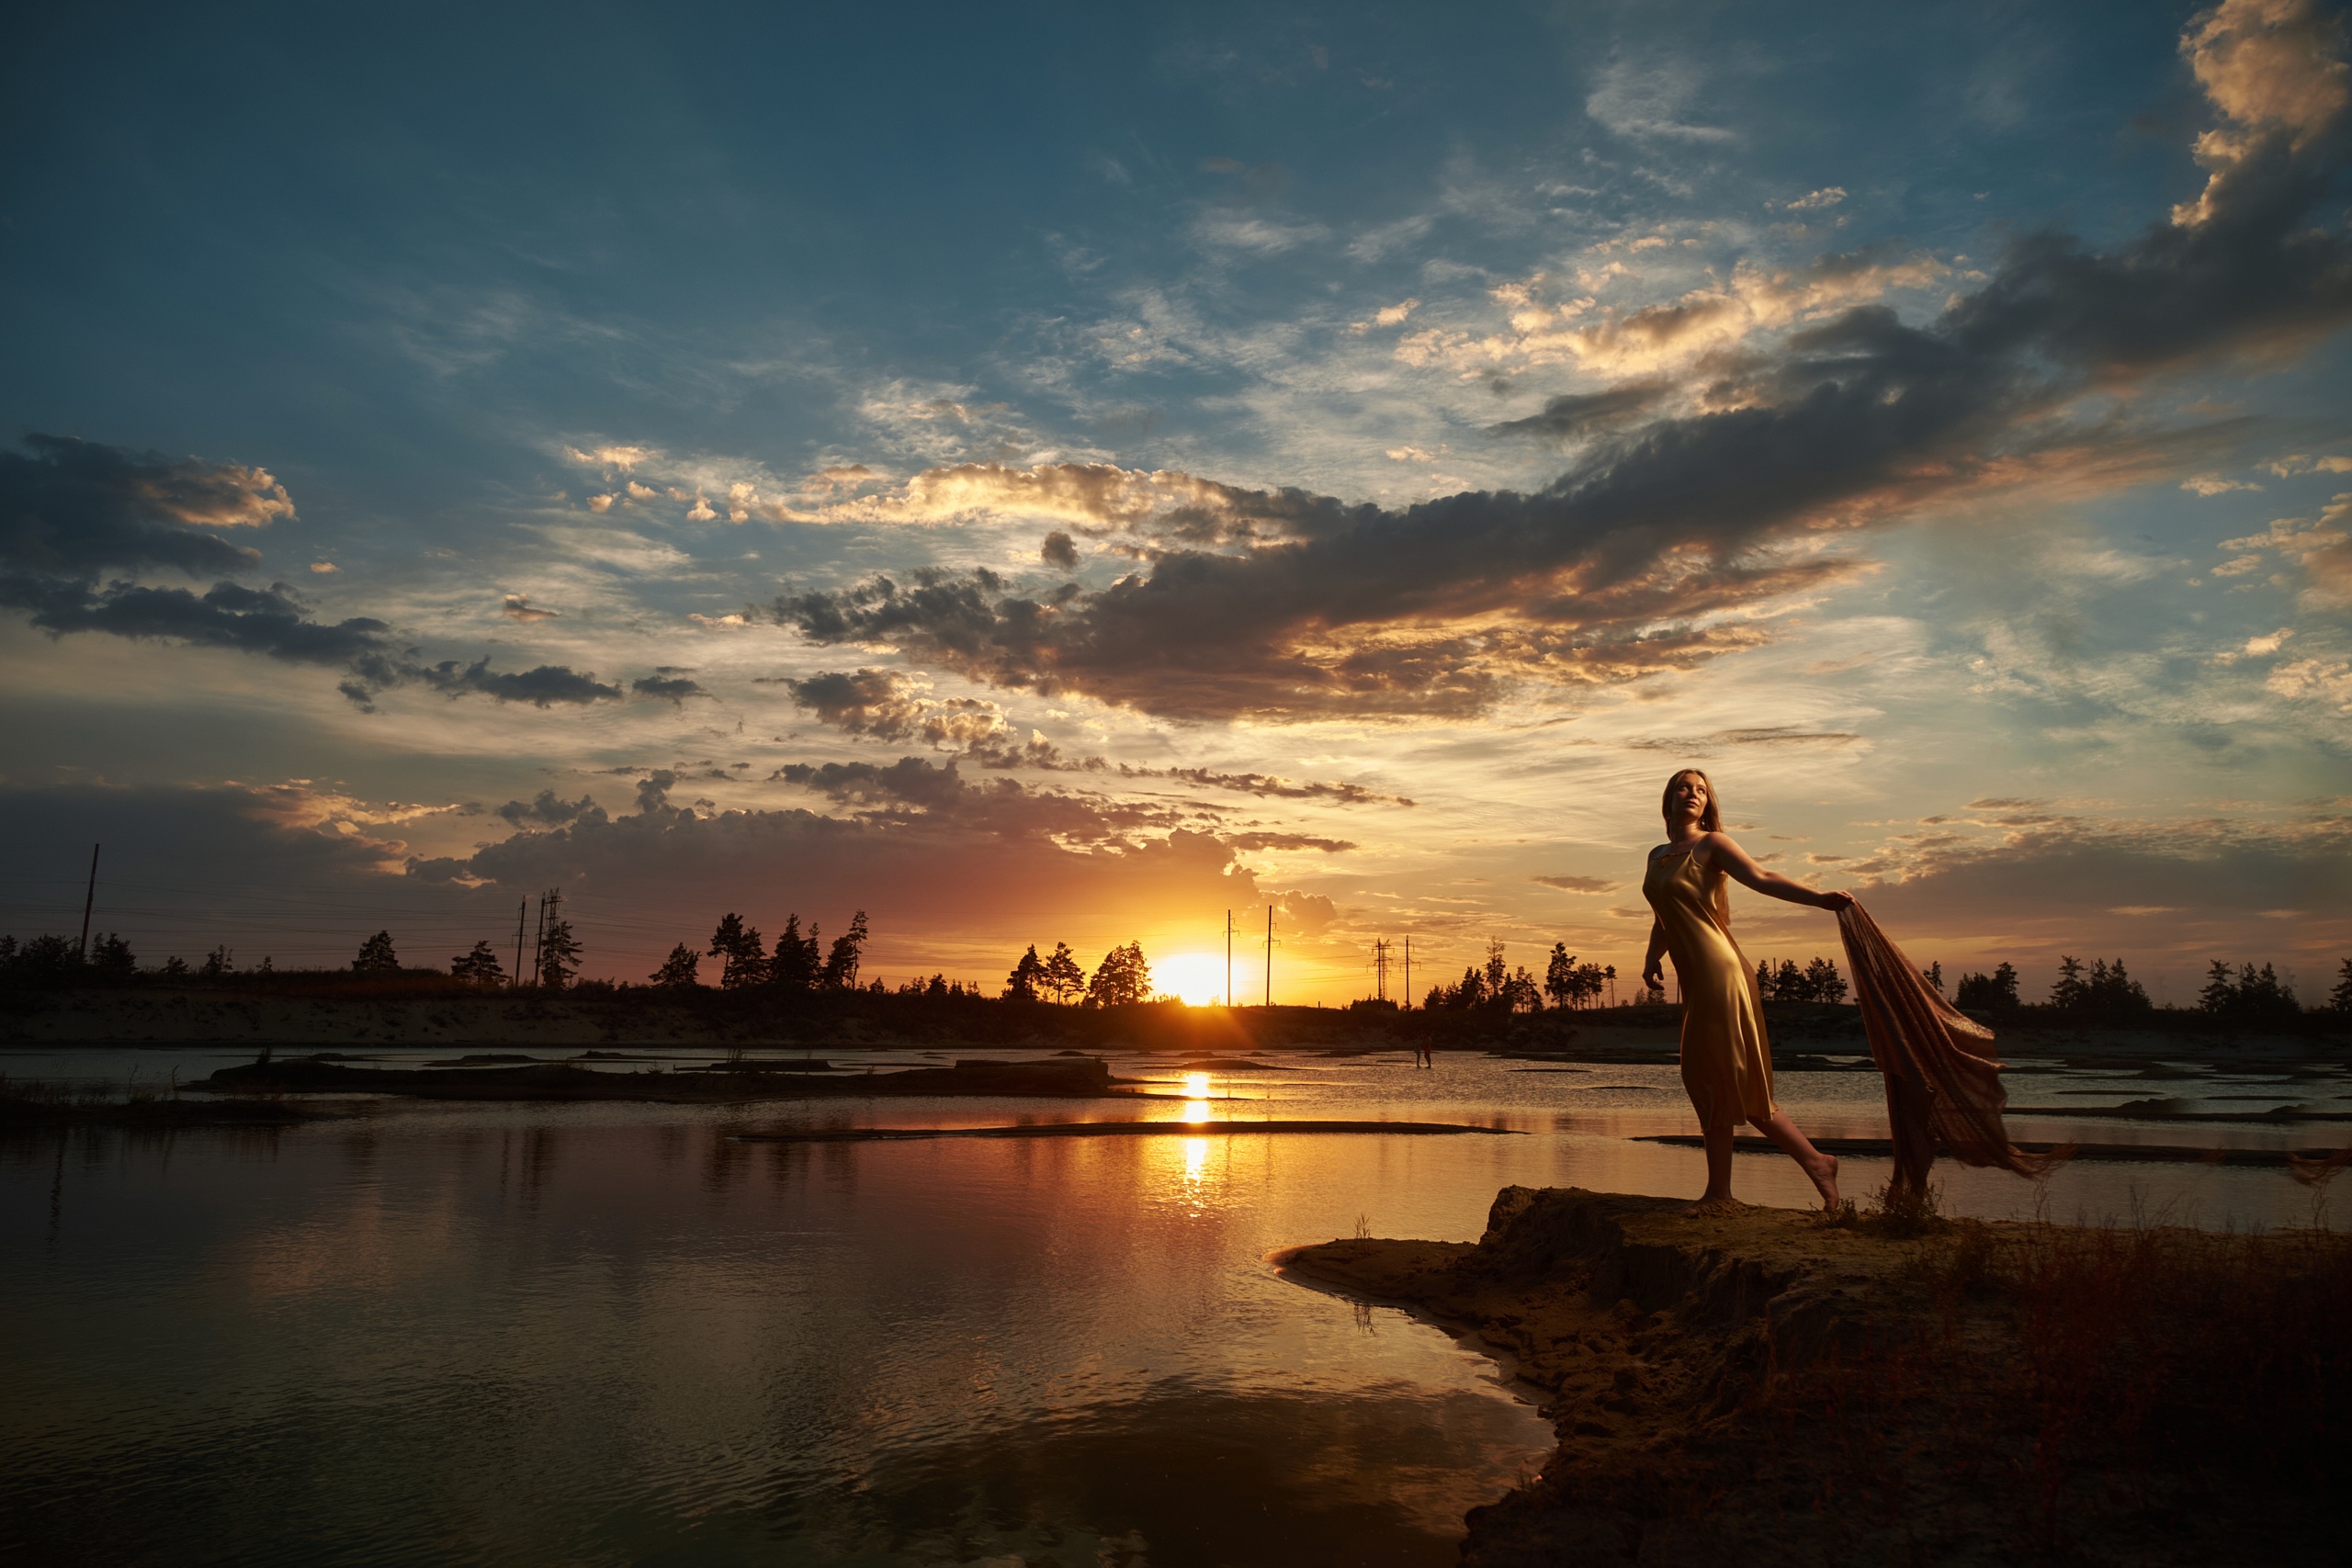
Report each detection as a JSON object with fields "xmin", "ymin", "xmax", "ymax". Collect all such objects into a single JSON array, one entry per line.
[
  {"xmin": 1225, "ymin": 909, "xmax": 1234, "ymax": 1008},
  {"xmin": 1264, "ymin": 904, "xmax": 1274, "ymax": 1008},
  {"xmin": 513, "ymin": 899, "xmax": 527, "ymax": 987},
  {"xmin": 1372, "ymin": 938, "xmax": 1389, "ymax": 1002},
  {"xmin": 529, "ymin": 893, "xmax": 547, "ymax": 986},
  {"xmin": 76, "ymin": 843, "xmax": 100, "ymax": 960},
  {"xmin": 1404, "ymin": 935, "xmax": 1412, "ymax": 1010}
]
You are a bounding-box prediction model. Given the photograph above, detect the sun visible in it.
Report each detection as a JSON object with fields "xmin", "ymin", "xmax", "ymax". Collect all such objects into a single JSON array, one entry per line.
[{"xmin": 1153, "ymin": 952, "xmax": 1227, "ymax": 1007}]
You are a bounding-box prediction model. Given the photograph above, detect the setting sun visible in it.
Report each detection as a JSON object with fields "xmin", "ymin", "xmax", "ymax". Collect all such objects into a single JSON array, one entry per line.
[{"xmin": 1154, "ymin": 952, "xmax": 1227, "ymax": 1007}]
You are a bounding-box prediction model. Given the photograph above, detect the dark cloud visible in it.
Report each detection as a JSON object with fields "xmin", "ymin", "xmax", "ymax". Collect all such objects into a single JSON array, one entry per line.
[
  {"xmin": 1119, "ymin": 764, "xmax": 1413, "ymax": 806},
  {"xmin": 778, "ymin": 57, "xmax": 2352, "ymax": 723},
  {"xmin": 494, "ymin": 789, "xmax": 606, "ymax": 828},
  {"xmin": 631, "ymin": 673, "xmax": 710, "ymax": 704},
  {"xmin": 0, "ymin": 434, "xmax": 642, "ymax": 713},
  {"xmin": 372, "ymin": 658, "xmax": 623, "ymax": 709},
  {"xmin": 1487, "ymin": 380, "xmax": 1673, "ymax": 445},
  {"xmin": 0, "ymin": 433, "xmax": 287, "ymax": 578},
  {"xmin": 1040, "ymin": 530, "xmax": 1080, "ymax": 569},
  {"xmin": 1, "ymin": 576, "xmax": 392, "ymax": 663},
  {"xmin": 1532, "ymin": 874, "xmax": 1617, "ymax": 893}
]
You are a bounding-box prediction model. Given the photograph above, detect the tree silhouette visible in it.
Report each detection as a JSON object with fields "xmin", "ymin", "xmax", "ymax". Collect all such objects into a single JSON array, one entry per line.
[
  {"xmin": 451, "ymin": 940, "xmax": 506, "ymax": 986},
  {"xmin": 1084, "ymin": 942, "xmax": 1151, "ymax": 1007},
  {"xmin": 707, "ymin": 913, "xmax": 766, "ymax": 988},
  {"xmin": 89, "ymin": 932, "xmax": 137, "ymax": 983},
  {"xmin": 650, "ymin": 943, "xmax": 700, "ymax": 987},
  {"xmin": 769, "ymin": 914, "xmax": 822, "ymax": 990},
  {"xmin": 2049, "ymin": 955, "xmax": 2088, "ymax": 1010},
  {"xmin": 353, "ymin": 931, "xmax": 400, "ymax": 975},
  {"xmin": 200, "ymin": 945, "xmax": 233, "ymax": 979},
  {"xmin": 1804, "ymin": 956, "xmax": 1848, "ymax": 1004},
  {"xmin": 1954, "ymin": 963, "xmax": 2019, "ymax": 1011},
  {"xmin": 821, "ymin": 910, "xmax": 869, "ymax": 988},
  {"xmin": 536, "ymin": 918, "xmax": 581, "ymax": 987},
  {"xmin": 2327, "ymin": 957, "xmax": 2352, "ymax": 1014},
  {"xmin": 1544, "ymin": 942, "xmax": 1575, "ymax": 1009},
  {"xmin": 1043, "ymin": 942, "xmax": 1086, "ymax": 1003},
  {"xmin": 1003, "ymin": 944, "xmax": 1046, "ymax": 1001}
]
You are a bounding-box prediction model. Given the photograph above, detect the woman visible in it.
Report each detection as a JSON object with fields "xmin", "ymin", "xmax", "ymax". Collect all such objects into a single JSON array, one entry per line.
[{"xmin": 1641, "ymin": 769, "xmax": 1847, "ymax": 1212}]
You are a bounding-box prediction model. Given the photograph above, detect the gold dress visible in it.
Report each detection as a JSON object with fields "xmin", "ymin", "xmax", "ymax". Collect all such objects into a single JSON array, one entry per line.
[{"xmin": 1643, "ymin": 844, "xmax": 1776, "ymax": 1132}]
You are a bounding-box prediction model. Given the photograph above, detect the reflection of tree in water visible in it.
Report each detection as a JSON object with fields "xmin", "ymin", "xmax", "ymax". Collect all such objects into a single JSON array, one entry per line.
[{"xmin": 702, "ymin": 1125, "xmax": 747, "ymax": 1191}]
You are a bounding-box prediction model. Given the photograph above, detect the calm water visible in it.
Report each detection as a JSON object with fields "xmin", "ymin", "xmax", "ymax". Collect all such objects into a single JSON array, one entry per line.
[{"xmin": 6, "ymin": 1046, "xmax": 2346, "ymax": 1566}]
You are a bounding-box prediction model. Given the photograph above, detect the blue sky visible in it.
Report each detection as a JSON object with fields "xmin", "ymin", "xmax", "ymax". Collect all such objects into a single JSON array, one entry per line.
[{"xmin": 3, "ymin": 0, "xmax": 2347, "ymax": 1002}]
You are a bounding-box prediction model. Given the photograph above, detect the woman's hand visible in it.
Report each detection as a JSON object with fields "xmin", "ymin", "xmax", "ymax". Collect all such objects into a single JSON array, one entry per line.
[
  {"xmin": 1642, "ymin": 961, "xmax": 1665, "ymax": 991},
  {"xmin": 1819, "ymin": 889, "xmax": 1854, "ymax": 911}
]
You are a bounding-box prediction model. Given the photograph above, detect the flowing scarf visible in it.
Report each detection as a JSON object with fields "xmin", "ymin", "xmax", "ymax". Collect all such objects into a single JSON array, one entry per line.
[{"xmin": 1837, "ymin": 902, "xmax": 2060, "ymax": 1190}]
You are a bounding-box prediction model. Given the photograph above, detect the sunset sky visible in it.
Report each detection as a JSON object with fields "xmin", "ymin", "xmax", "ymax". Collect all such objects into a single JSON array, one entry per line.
[{"xmin": 4, "ymin": 0, "xmax": 2348, "ymax": 1005}]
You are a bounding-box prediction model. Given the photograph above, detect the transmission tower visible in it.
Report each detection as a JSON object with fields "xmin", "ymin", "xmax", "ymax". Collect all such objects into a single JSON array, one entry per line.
[{"xmin": 1372, "ymin": 938, "xmax": 1390, "ymax": 1002}]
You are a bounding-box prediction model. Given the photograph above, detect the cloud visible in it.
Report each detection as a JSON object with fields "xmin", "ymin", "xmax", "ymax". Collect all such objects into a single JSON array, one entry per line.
[
  {"xmin": 1826, "ymin": 797, "xmax": 2351, "ymax": 965},
  {"xmin": 2173, "ymin": 0, "xmax": 2351, "ymax": 225},
  {"xmin": 770, "ymin": 15, "xmax": 2352, "ymax": 725},
  {"xmin": 1531, "ymin": 874, "xmax": 1617, "ymax": 893},
  {"xmin": 782, "ymin": 667, "xmax": 1019, "ymax": 750},
  {"xmin": 2183, "ymin": 473, "xmax": 2263, "ymax": 494},
  {"xmin": 631, "ymin": 673, "xmax": 711, "ymax": 704},
  {"xmin": 503, "ymin": 594, "xmax": 558, "ymax": 621},
  {"xmin": 2216, "ymin": 497, "xmax": 2352, "ymax": 604},
  {"xmin": 1784, "ymin": 186, "xmax": 1848, "ymax": 211},
  {"xmin": 1585, "ymin": 58, "xmax": 1736, "ymax": 144},
  {"xmin": 0, "ymin": 433, "xmax": 288, "ymax": 578},
  {"xmin": 341, "ymin": 657, "xmax": 624, "ymax": 710},
  {"xmin": 495, "ymin": 789, "xmax": 606, "ymax": 828},
  {"xmin": 3, "ymin": 576, "xmax": 392, "ymax": 664},
  {"xmin": 1040, "ymin": 530, "xmax": 1080, "ymax": 569},
  {"xmin": 1119, "ymin": 765, "xmax": 1413, "ymax": 807},
  {"xmin": 1487, "ymin": 380, "xmax": 1674, "ymax": 445}
]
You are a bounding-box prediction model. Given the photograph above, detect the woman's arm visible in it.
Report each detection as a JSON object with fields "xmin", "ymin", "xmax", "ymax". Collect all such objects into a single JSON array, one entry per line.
[
  {"xmin": 1702, "ymin": 832, "xmax": 1853, "ymax": 910},
  {"xmin": 1642, "ymin": 916, "xmax": 1668, "ymax": 990}
]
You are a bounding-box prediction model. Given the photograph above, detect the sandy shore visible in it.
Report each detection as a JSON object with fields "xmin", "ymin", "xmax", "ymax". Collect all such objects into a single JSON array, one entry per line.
[{"xmin": 1276, "ymin": 1186, "xmax": 2347, "ymax": 1565}]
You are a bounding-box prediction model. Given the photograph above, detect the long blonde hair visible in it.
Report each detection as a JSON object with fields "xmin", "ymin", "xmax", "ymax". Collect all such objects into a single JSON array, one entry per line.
[{"xmin": 1661, "ymin": 769, "xmax": 1723, "ymax": 834}]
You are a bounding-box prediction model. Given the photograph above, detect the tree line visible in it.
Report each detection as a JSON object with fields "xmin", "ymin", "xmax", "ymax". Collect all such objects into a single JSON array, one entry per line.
[{"xmin": 6, "ymin": 919, "xmax": 2351, "ymax": 1022}]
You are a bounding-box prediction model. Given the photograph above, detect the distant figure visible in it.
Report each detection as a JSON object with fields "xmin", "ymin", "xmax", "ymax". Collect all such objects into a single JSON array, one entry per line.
[{"xmin": 1641, "ymin": 769, "xmax": 1846, "ymax": 1213}]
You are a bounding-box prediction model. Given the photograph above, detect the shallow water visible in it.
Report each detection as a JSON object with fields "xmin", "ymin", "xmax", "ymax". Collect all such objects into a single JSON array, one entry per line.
[{"xmin": 6, "ymin": 1046, "xmax": 2346, "ymax": 1565}]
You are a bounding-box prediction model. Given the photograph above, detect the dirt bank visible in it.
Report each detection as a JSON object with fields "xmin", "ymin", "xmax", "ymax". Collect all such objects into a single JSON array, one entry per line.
[{"xmin": 1277, "ymin": 1186, "xmax": 2347, "ymax": 1566}]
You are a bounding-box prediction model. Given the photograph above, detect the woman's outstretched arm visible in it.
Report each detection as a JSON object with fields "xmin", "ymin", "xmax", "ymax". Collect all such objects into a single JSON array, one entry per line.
[{"xmin": 1702, "ymin": 832, "xmax": 1853, "ymax": 910}]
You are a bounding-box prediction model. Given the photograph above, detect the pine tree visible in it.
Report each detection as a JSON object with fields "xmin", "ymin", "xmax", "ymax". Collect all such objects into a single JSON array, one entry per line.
[
  {"xmin": 2329, "ymin": 957, "xmax": 2352, "ymax": 1015},
  {"xmin": 353, "ymin": 931, "xmax": 400, "ymax": 975},
  {"xmin": 1004, "ymin": 944, "xmax": 1046, "ymax": 1001},
  {"xmin": 537, "ymin": 918, "xmax": 581, "ymax": 987},
  {"xmin": 1805, "ymin": 956, "xmax": 1849, "ymax": 1004},
  {"xmin": 89, "ymin": 932, "xmax": 137, "ymax": 982},
  {"xmin": 2198, "ymin": 959, "xmax": 2236, "ymax": 1014},
  {"xmin": 1085, "ymin": 942, "xmax": 1151, "ymax": 1007},
  {"xmin": 649, "ymin": 943, "xmax": 700, "ymax": 987},
  {"xmin": 1043, "ymin": 941, "xmax": 1086, "ymax": 1004},
  {"xmin": 2050, "ymin": 955, "xmax": 2087, "ymax": 1010},
  {"xmin": 768, "ymin": 914, "xmax": 821, "ymax": 990},
  {"xmin": 452, "ymin": 940, "xmax": 506, "ymax": 987},
  {"xmin": 1754, "ymin": 958, "xmax": 1772, "ymax": 1000},
  {"xmin": 821, "ymin": 910, "xmax": 869, "ymax": 988},
  {"xmin": 1545, "ymin": 942, "xmax": 1576, "ymax": 1009},
  {"xmin": 707, "ymin": 913, "xmax": 765, "ymax": 988},
  {"xmin": 1483, "ymin": 939, "xmax": 1509, "ymax": 1001}
]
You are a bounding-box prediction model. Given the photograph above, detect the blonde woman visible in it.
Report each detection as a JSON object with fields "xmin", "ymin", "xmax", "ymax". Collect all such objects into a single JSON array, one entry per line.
[{"xmin": 1641, "ymin": 769, "xmax": 1846, "ymax": 1211}]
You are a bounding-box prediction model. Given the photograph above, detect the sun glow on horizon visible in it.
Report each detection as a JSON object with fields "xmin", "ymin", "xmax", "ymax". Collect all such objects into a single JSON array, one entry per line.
[{"xmin": 1154, "ymin": 952, "xmax": 1227, "ymax": 1007}]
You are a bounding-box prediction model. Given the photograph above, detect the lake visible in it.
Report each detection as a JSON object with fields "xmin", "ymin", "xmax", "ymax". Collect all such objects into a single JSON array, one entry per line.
[{"xmin": 6, "ymin": 1044, "xmax": 2345, "ymax": 1565}]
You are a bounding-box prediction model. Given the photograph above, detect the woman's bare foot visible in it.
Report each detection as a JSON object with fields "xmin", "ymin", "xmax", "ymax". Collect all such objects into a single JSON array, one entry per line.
[{"xmin": 1805, "ymin": 1152, "xmax": 1840, "ymax": 1211}]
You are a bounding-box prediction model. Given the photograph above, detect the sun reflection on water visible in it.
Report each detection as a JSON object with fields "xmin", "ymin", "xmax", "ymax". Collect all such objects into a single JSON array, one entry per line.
[{"xmin": 1182, "ymin": 1070, "xmax": 1212, "ymax": 1122}]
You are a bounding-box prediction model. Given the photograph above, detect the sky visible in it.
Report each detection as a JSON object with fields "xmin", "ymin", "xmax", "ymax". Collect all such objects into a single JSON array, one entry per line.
[{"xmin": 3, "ymin": 0, "xmax": 2348, "ymax": 1006}]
